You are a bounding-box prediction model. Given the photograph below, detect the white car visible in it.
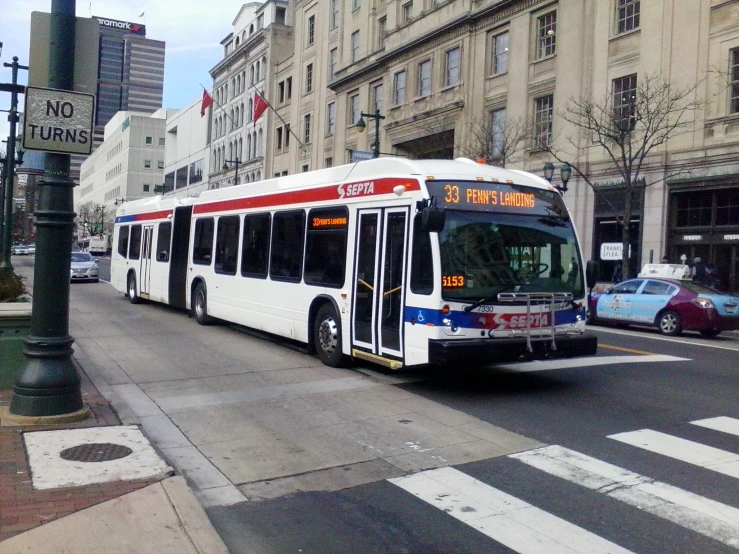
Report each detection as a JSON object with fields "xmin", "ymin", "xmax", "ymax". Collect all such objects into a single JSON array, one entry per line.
[
  {"xmin": 12, "ymin": 245, "xmax": 30, "ymax": 255},
  {"xmin": 70, "ymin": 252, "xmax": 99, "ymax": 283}
]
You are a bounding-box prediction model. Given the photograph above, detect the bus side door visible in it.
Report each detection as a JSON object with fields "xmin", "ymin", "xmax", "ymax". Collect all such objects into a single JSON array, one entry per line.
[{"xmin": 139, "ymin": 225, "xmax": 154, "ymax": 296}]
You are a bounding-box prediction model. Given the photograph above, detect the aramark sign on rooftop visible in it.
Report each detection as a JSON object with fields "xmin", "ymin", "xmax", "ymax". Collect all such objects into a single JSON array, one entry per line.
[{"xmin": 95, "ymin": 16, "xmax": 146, "ymax": 36}]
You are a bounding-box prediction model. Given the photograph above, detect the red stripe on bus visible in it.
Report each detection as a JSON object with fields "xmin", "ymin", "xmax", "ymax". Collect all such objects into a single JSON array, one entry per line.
[
  {"xmin": 192, "ymin": 178, "xmax": 420, "ymax": 215},
  {"xmin": 134, "ymin": 210, "xmax": 173, "ymax": 221}
]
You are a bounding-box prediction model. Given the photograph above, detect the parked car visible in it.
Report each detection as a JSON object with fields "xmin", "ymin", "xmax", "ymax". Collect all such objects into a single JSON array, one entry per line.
[
  {"xmin": 70, "ymin": 252, "xmax": 99, "ymax": 283},
  {"xmin": 12, "ymin": 245, "xmax": 29, "ymax": 255},
  {"xmin": 588, "ymin": 264, "xmax": 739, "ymax": 338}
]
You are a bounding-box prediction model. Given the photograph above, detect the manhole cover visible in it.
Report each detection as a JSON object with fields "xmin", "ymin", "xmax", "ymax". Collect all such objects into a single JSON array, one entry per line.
[{"xmin": 59, "ymin": 443, "xmax": 133, "ymax": 463}]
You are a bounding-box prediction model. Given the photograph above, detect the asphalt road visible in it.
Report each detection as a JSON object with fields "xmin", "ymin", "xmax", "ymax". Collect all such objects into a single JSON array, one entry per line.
[{"xmin": 13, "ymin": 255, "xmax": 739, "ymax": 553}]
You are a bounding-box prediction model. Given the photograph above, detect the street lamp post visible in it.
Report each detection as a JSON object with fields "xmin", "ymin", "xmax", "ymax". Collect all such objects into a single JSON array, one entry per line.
[
  {"xmin": 221, "ymin": 158, "xmax": 240, "ymax": 184},
  {"xmin": 0, "ymin": 56, "xmax": 29, "ymax": 271},
  {"xmin": 543, "ymin": 162, "xmax": 572, "ymax": 194},
  {"xmin": 355, "ymin": 109, "xmax": 385, "ymax": 159}
]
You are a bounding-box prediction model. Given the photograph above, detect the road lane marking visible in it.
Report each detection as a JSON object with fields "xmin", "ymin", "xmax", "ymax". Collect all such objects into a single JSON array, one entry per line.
[
  {"xmin": 589, "ymin": 326, "xmax": 739, "ymax": 352},
  {"xmin": 510, "ymin": 445, "xmax": 739, "ymax": 548},
  {"xmin": 692, "ymin": 417, "xmax": 739, "ymax": 437},
  {"xmin": 389, "ymin": 467, "xmax": 634, "ymax": 554},
  {"xmin": 608, "ymin": 430, "xmax": 739, "ymax": 479},
  {"xmin": 598, "ymin": 344, "xmax": 655, "ymax": 356},
  {"xmin": 494, "ymin": 354, "xmax": 689, "ymax": 372}
]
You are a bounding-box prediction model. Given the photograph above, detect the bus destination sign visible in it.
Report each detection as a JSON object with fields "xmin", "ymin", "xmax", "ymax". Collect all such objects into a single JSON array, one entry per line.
[
  {"xmin": 427, "ymin": 181, "xmax": 563, "ymax": 215},
  {"xmin": 309, "ymin": 215, "xmax": 348, "ymax": 230}
]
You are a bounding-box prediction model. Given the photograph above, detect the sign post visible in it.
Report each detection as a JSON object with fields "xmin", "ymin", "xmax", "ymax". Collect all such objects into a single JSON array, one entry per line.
[{"xmin": 10, "ymin": 0, "xmax": 88, "ymax": 420}]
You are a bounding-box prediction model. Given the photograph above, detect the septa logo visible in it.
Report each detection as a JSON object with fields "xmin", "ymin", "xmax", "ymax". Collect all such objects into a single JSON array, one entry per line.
[
  {"xmin": 337, "ymin": 181, "xmax": 374, "ymax": 199},
  {"xmin": 492, "ymin": 312, "xmax": 550, "ymax": 329}
]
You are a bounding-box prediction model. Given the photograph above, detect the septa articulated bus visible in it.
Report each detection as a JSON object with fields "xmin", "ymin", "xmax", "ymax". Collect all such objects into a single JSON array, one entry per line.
[{"xmin": 111, "ymin": 157, "xmax": 597, "ymax": 369}]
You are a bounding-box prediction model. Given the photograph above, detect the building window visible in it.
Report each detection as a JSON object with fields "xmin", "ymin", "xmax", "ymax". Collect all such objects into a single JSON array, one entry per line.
[
  {"xmin": 144, "ymin": 160, "xmax": 152, "ymax": 168},
  {"xmin": 351, "ymin": 31, "xmax": 360, "ymax": 63},
  {"xmin": 717, "ymin": 189, "xmax": 739, "ymax": 226},
  {"xmin": 492, "ymin": 32, "xmax": 509, "ymax": 75},
  {"xmin": 417, "ymin": 60, "xmax": 431, "ymax": 97},
  {"xmin": 378, "ymin": 17, "xmax": 387, "ymax": 49},
  {"xmin": 157, "ymin": 161, "xmax": 164, "ymax": 169},
  {"xmin": 402, "ymin": 2, "xmax": 413, "ymax": 23},
  {"xmin": 330, "ymin": 0, "xmax": 339, "ymax": 29},
  {"xmin": 444, "ymin": 47, "xmax": 460, "ymax": 87},
  {"xmin": 372, "ymin": 82, "xmax": 383, "ymax": 114},
  {"xmin": 327, "ymin": 102, "xmax": 336, "ymax": 135},
  {"xmin": 302, "ymin": 164, "xmax": 309, "ymax": 172},
  {"xmin": 189, "ymin": 159, "xmax": 203, "ymax": 184},
  {"xmin": 303, "ymin": 113, "xmax": 312, "ymax": 143},
  {"xmin": 285, "ymin": 124, "xmax": 291, "ymax": 147},
  {"xmin": 393, "ymin": 70, "xmax": 406, "ymax": 104},
  {"xmin": 676, "ymin": 191, "xmax": 712, "ymax": 227},
  {"xmin": 325, "ymin": 157, "xmax": 333, "ymax": 168},
  {"xmin": 145, "ymin": 136, "xmax": 153, "ymax": 145},
  {"xmin": 286, "ymin": 77, "xmax": 292, "ymax": 99},
  {"xmin": 349, "ymin": 94, "xmax": 360, "ymax": 126},
  {"xmin": 329, "ymin": 48, "xmax": 338, "ymax": 79},
  {"xmin": 613, "ymin": 74, "xmax": 637, "ymax": 131},
  {"xmin": 276, "ymin": 126, "xmax": 283, "ymax": 149},
  {"xmin": 616, "ymin": 0, "xmax": 640, "ymax": 34},
  {"xmin": 305, "ymin": 63, "xmax": 313, "ymax": 93},
  {"xmin": 534, "ymin": 95, "xmax": 553, "ymax": 148},
  {"xmin": 489, "ymin": 108, "xmax": 506, "ymax": 160},
  {"xmin": 308, "ymin": 15, "xmax": 315, "ymax": 45},
  {"xmin": 159, "ymin": 137, "xmax": 165, "ymax": 146},
  {"xmin": 731, "ymin": 48, "xmax": 739, "ymax": 114},
  {"xmin": 537, "ymin": 11, "xmax": 557, "ymax": 58},
  {"xmin": 143, "ymin": 184, "xmax": 150, "ymax": 192}
]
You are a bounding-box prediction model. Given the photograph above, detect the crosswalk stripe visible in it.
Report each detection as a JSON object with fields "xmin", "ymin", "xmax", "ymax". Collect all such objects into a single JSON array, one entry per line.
[
  {"xmin": 608, "ymin": 429, "xmax": 739, "ymax": 479},
  {"xmin": 691, "ymin": 416, "xmax": 739, "ymax": 437},
  {"xmin": 510, "ymin": 445, "xmax": 739, "ymax": 548},
  {"xmin": 389, "ymin": 467, "xmax": 634, "ymax": 554}
]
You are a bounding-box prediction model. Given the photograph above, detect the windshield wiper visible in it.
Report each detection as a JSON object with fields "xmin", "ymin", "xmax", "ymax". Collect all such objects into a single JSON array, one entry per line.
[{"xmin": 463, "ymin": 283, "xmax": 519, "ymax": 312}]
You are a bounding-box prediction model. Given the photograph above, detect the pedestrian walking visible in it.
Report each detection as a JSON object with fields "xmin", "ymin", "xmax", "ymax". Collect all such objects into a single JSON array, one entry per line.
[
  {"xmin": 690, "ymin": 257, "xmax": 707, "ymax": 283},
  {"xmin": 611, "ymin": 263, "xmax": 623, "ymax": 283},
  {"xmin": 705, "ymin": 263, "xmax": 720, "ymax": 289}
]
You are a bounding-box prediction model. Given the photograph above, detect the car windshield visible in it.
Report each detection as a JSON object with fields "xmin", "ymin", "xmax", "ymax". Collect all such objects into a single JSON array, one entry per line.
[
  {"xmin": 437, "ymin": 210, "xmax": 585, "ymax": 301},
  {"xmin": 71, "ymin": 253, "xmax": 93, "ymax": 262}
]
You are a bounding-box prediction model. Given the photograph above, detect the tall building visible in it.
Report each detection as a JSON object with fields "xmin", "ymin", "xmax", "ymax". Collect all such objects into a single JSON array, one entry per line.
[{"xmin": 70, "ymin": 16, "xmax": 166, "ymax": 182}]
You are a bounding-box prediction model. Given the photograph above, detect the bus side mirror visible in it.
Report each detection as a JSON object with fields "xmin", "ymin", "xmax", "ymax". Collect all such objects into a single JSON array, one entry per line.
[
  {"xmin": 421, "ymin": 206, "xmax": 445, "ymax": 233},
  {"xmin": 586, "ymin": 260, "xmax": 598, "ymax": 289}
]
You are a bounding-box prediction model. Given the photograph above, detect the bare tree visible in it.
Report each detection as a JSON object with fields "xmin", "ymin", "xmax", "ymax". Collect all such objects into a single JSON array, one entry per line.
[
  {"xmin": 458, "ymin": 115, "xmax": 530, "ymax": 168},
  {"xmin": 541, "ymin": 74, "xmax": 702, "ymax": 279},
  {"xmin": 76, "ymin": 202, "xmax": 95, "ymax": 236}
]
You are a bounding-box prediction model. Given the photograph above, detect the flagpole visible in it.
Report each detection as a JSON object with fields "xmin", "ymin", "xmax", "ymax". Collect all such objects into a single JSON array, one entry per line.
[
  {"xmin": 199, "ymin": 83, "xmax": 237, "ymax": 129},
  {"xmin": 250, "ymin": 86, "xmax": 306, "ymax": 151}
]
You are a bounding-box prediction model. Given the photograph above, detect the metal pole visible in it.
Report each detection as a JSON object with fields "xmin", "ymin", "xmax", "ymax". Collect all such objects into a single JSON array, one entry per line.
[
  {"xmin": 373, "ymin": 109, "xmax": 380, "ymax": 159},
  {"xmin": 235, "ymin": 158, "xmax": 239, "ymax": 184},
  {"xmin": 0, "ymin": 57, "xmax": 27, "ymax": 271},
  {"xmin": 10, "ymin": 0, "xmax": 85, "ymax": 418}
]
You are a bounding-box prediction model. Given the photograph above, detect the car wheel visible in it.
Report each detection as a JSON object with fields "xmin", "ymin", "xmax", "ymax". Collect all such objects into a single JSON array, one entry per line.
[
  {"xmin": 193, "ymin": 283, "xmax": 212, "ymax": 325},
  {"xmin": 314, "ymin": 304, "xmax": 347, "ymax": 367},
  {"xmin": 127, "ymin": 273, "xmax": 140, "ymax": 304},
  {"xmin": 699, "ymin": 329, "xmax": 721, "ymax": 338},
  {"xmin": 658, "ymin": 310, "xmax": 682, "ymax": 336}
]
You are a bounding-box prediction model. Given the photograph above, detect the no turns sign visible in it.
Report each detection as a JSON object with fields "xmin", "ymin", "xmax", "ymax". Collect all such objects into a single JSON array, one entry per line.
[{"xmin": 22, "ymin": 86, "xmax": 95, "ymax": 155}]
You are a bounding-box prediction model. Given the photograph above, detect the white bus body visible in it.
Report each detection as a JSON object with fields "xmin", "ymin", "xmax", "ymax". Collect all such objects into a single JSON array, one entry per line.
[{"xmin": 111, "ymin": 158, "xmax": 596, "ymax": 369}]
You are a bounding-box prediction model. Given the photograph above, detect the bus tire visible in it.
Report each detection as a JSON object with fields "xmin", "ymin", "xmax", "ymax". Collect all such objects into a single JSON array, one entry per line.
[
  {"xmin": 314, "ymin": 304, "xmax": 346, "ymax": 367},
  {"xmin": 127, "ymin": 273, "xmax": 140, "ymax": 304},
  {"xmin": 193, "ymin": 282, "xmax": 212, "ymax": 325}
]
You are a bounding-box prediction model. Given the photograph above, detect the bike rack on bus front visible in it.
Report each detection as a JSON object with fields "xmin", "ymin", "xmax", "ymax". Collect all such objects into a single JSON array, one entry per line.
[{"xmin": 497, "ymin": 292, "xmax": 574, "ymax": 353}]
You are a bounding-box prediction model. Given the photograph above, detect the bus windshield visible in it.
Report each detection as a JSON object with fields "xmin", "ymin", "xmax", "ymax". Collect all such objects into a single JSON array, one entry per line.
[{"xmin": 437, "ymin": 210, "xmax": 585, "ymax": 301}]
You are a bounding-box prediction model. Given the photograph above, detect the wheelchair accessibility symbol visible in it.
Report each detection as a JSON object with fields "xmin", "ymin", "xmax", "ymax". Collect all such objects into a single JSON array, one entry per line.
[{"xmin": 417, "ymin": 311, "xmax": 425, "ymax": 323}]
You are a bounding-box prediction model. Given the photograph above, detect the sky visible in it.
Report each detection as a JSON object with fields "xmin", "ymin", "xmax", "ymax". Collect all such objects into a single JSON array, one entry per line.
[{"xmin": 0, "ymin": 0, "xmax": 250, "ymax": 142}]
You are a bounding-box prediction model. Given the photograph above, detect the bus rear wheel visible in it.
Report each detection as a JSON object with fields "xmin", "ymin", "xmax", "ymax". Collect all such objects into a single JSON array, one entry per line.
[
  {"xmin": 127, "ymin": 273, "xmax": 140, "ymax": 304},
  {"xmin": 314, "ymin": 304, "xmax": 346, "ymax": 367},
  {"xmin": 193, "ymin": 283, "xmax": 212, "ymax": 325}
]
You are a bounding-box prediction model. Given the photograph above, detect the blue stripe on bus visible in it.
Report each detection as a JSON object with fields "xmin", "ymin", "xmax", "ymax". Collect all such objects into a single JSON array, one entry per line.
[{"xmin": 403, "ymin": 306, "xmax": 585, "ymax": 328}]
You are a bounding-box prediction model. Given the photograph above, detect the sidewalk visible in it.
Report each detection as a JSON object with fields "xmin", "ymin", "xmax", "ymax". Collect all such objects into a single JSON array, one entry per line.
[{"xmin": 0, "ymin": 362, "xmax": 228, "ymax": 553}]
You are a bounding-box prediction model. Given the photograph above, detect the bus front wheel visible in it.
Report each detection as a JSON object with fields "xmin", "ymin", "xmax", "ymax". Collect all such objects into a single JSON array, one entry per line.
[
  {"xmin": 314, "ymin": 304, "xmax": 346, "ymax": 367},
  {"xmin": 127, "ymin": 273, "xmax": 140, "ymax": 304},
  {"xmin": 193, "ymin": 283, "xmax": 212, "ymax": 325}
]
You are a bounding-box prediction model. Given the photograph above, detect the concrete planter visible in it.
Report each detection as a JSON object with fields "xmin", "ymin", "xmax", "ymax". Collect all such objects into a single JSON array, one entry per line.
[{"xmin": 0, "ymin": 302, "xmax": 32, "ymax": 389}]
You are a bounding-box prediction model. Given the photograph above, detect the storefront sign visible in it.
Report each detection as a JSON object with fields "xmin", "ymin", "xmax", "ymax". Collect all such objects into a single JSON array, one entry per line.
[
  {"xmin": 682, "ymin": 235, "xmax": 703, "ymax": 241},
  {"xmin": 600, "ymin": 242, "xmax": 631, "ymax": 260},
  {"xmin": 724, "ymin": 234, "xmax": 739, "ymax": 241}
]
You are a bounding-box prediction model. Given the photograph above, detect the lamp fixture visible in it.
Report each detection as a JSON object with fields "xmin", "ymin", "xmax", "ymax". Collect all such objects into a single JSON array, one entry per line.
[{"xmin": 543, "ymin": 162, "xmax": 572, "ymax": 194}]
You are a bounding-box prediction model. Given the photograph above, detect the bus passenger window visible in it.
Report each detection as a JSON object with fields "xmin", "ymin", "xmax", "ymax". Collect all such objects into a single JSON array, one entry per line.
[
  {"xmin": 304, "ymin": 207, "xmax": 348, "ymax": 288},
  {"xmin": 215, "ymin": 216, "xmax": 240, "ymax": 275},
  {"xmin": 270, "ymin": 210, "xmax": 306, "ymax": 282},
  {"xmin": 156, "ymin": 222, "xmax": 172, "ymax": 262},
  {"xmin": 193, "ymin": 218, "xmax": 215, "ymax": 265},
  {"xmin": 129, "ymin": 225, "xmax": 142, "ymax": 260},
  {"xmin": 118, "ymin": 226, "xmax": 130, "ymax": 258},
  {"xmin": 241, "ymin": 213, "xmax": 271, "ymax": 278},
  {"xmin": 411, "ymin": 214, "xmax": 433, "ymax": 295}
]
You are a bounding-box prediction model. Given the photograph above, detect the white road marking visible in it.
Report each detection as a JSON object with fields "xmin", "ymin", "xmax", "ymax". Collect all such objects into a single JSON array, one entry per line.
[
  {"xmin": 389, "ymin": 467, "xmax": 634, "ymax": 554},
  {"xmin": 510, "ymin": 445, "xmax": 739, "ymax": 548},
  {"xmin": 692, "ymin": 416, "xmax": 739, "ymax": 437},
  {"xmin": 608, "ymin": 429, "xmax": 739, "ymax": 479},
  {"xmin": 590, "ymin": 326, "xmax": 739, "ymax": 352},
  {"xmin": 493, "ymin": 354, "xmax": 689, "ymax": 372}
]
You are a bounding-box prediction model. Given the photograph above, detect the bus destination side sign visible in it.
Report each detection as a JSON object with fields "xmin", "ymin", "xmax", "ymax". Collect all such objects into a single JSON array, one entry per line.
[{"xmin": 22, "ymin": 86, "xmax": 95, "ymax": 155}]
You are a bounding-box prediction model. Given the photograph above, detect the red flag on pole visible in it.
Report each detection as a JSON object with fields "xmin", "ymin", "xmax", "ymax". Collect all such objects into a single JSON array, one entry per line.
[
  {"xmin": 200, "ymin": 90, "xmax": 213, "ymax": 117},
  {"xmin": 253, "ymin": 92, "xmax": 268, "ymax": 122}
]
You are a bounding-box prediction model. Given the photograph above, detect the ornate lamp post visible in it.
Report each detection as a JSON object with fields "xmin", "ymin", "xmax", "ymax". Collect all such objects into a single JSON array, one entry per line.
[
  {"xmin": 543, "ymin": 162, "xmax": 572, "ymax": 194},
  {"xmin": 355, "ymin": 109, "xmax": 385, "ymax": 158},
  {"xmin": 221, "ymin": 158, "xmax": 240, "ymax": 184}
]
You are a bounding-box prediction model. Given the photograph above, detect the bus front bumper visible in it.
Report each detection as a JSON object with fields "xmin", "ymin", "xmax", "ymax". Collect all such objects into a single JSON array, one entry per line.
[{"xmin": 428, "ymin": 333, "xmax": 598, "ymax": 366}]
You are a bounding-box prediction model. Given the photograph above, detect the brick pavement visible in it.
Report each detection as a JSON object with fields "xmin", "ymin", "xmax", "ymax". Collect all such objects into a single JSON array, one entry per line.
[{"xmin": 0, "ymin": 364, "xmax": 166, "ymax": 542}]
